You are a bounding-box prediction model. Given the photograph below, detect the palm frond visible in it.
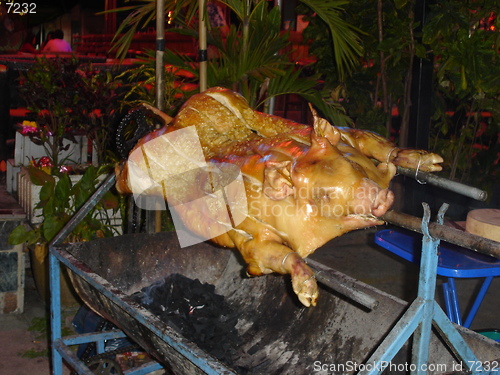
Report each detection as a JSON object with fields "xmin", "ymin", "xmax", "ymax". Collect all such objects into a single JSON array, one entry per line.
[
  {"xmin": 263, "ymin": 67, "xmax": 352, "ymax": 127},
  {"xmin": 304, "ymin": 90, "xmax": 352, "ymax": 127},
  {"xmin": 299, "ymin": 0, "xmax": 363, "ymax": 80}
]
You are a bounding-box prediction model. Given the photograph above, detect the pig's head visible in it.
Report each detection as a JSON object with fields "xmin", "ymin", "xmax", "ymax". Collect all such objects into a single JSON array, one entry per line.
[{"xmin": 263, "ymin": 115, "xmax": 396, "ymax": 228}]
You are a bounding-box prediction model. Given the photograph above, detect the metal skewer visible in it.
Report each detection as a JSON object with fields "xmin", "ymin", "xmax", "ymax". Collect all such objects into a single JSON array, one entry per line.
[
  {"xmin": 396, "ymin": 166, "xmax": 487, "ymax": 201},
  {"xmin": 307, "ymin": 259, "xmax": 379, "ymax": 311}
]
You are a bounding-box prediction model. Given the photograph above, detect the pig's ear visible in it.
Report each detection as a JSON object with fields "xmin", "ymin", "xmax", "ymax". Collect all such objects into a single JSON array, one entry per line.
[
  {"xmin": 309, "ymin": 104, "xmax": 341, "ymax": 146},
  {"xmin": 263, "ymin": 160, "xmax": 294, "ymax": 200}
]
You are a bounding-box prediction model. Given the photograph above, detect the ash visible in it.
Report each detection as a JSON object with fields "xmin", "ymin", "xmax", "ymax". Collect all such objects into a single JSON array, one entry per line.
[{"xmin": 132, "ymin": 274, "xmax": 241, "ymax": 366}]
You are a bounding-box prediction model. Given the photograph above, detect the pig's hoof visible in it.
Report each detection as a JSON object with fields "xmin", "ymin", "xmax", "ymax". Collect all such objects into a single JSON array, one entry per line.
[
  {"xmin": 282, "ymin": 252, "xmax": 319, "ymax": 307},
  {"xmin": 293, "ymin": 273, "xmax": 319, "ymax": 307},
  {"xmin": 394, "ymin": 149, "xmax": 444, "ymax": 172}
]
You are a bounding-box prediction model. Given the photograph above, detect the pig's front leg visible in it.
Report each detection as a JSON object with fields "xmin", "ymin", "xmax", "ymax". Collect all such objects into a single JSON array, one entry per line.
[
  {"xmin": 229, "ymin": 232, "xmax": 319, "ymax": 307},
  {"xmin": 338, "ymin": 127, "xmax": 443, "ymax": 172}
]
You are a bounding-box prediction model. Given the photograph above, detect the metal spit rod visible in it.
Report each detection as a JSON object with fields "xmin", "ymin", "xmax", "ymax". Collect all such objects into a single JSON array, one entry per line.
[
  {"xmin": 396, "ymin": 166, "xmax": 487, "ymax": 201},
  {"xmin": 381, "ymin": 210, "xmax": 500, "ymax": 259},
  {"xmin": 307, "ymin": 259, "xmax": 379, "ymax": 311}
]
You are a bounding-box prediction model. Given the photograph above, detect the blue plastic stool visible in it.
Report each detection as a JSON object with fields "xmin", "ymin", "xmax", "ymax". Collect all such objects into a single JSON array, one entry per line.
[{"xmin": 375, "ymin": 228, "xmax": 500, "ymax": 328}]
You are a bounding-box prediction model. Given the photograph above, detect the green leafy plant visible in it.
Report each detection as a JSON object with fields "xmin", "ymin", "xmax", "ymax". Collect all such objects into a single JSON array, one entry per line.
[
  {"xmin": 105, "ymin": 0, "xmax": 363, "ymax": 126},
  {"xmin": 12, "ymin": 58, "xmax": 125, "ymax": 264},
  {"xmin": 117, "ymin": 55, "xmax": 195, "ymax": 116},
  {"xmin": 301, "ymin": 0, "xmax": 425, "ymax": 137},
  {"xmin": 20, "ymin": 315, "xmax": 74, "ymax": 358},
  {"xmin": 303, "ymin": 0, "xmax": 499, "ymax": 194},
  {"xmin": 423, "ymin": 0, "xmax": 500, "ymax": 190},
  {"xmin": 19, "ymin": 56, "xmax": 84, "ymax": 168},
  {"xmin": 75, "ymin": 64, "xmax": 123, "ymax": 164},
  {"xmin": 111, "ymin": 0, "xmax": 362, "ymax": 78},
  {"xmin": 8, "ymin": 165, "xmax": 121, "ymax": 249}
]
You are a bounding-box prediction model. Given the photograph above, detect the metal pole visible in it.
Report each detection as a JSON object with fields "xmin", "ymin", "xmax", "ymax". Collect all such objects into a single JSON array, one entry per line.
[
  {"xmin": 49, "ymin": 250, "xmax": 63, "ymax": 375},
  {"xmin": 153, "ymin": 0, "xmax": 166, "ymax": 233},
  {"xmin": 381, "ymin": 209, "xmax": 500, "ymax": 259},
  {"xmin": 307, "ymin": 259, "xmax": 379, "ymax": 310},
  {"xmin": 156, "ymin": 0, "xmax": 165, "ymax": 111},
  {"xmin": 396, "ymin": 166, "xmax": 487, "ymax": 201},
  {"xmin": 199, "ymin": 0, "xmax": 207, "ymax": 92},
  {"xmin": 266, "ymin": 0, "xmax": 283, "ymax": 115},
  {"xmin": 410, "ymin": 203, "xmax": 445, "ymax": 375},
  {"xmin": 359, "ymin": 203, "xmax": 483, "ymax": 375}
]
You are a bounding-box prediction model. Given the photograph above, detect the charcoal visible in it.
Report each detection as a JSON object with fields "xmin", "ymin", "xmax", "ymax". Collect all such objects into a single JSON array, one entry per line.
[{"xmin": 132, "ymin": 274, "xmax": 241, "ymax": 366}]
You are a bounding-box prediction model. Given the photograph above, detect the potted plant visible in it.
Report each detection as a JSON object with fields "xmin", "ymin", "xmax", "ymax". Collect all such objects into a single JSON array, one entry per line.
[
  {"xmin": 10, "ymin": 51, "xmax": 126, "ymax": 306},
  {"xmin": 8, "ymin": 165, "xmax": 122, "ymax": 305},
  {"xmin": 18, "ymin": 56, "xmax": 87, "ymax": 168},
  {"xmin": 18, "ymin": 55, "xmax": 122, "ymax": 168}
]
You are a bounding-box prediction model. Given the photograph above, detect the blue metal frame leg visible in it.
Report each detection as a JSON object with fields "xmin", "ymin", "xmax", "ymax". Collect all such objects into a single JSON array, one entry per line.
[
  {"xmin": 50, "ymin": 250, "xmax": 63, "ymax": 375},
  {"xmin": 357, "ymin": 298, "xmax": 426, "ymax": 375},
  {"xmin": 410, "ymin": 203, "xmax": 442, "ymax": 375},
  {"xmin": 442, "ymin": 276, "xmax": 494, "ymax": 329},
  {"xmin": 442, "ymin": 278, "xmax": 462, "ymax": 326},
  {"xmin": 463, "ymin": 276, "xmax": 494, "ymax": 329},
  {"xmin": 358, "ymin": 203, "xmax": 486, "ymax": 375},
  {"xmin": 432, "ymin": 304, "xmax": 485, "ymax": 370}
]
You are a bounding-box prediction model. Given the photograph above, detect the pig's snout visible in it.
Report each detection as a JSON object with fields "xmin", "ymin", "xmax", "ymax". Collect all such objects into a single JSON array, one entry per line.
[
  {"xmin": 371, "ymin": 188, "xmax": 394, "ymax": 217},
  {"xmin": 351, "ymin": 179, "xmax": 394, "ymax": 217}
]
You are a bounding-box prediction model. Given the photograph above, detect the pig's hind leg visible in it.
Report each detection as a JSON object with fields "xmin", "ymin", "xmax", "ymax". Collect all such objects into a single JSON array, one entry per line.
[
  {"xmin": 279, "ymin": 250, "xmax": 319, "ymax": 307},
  {"xmin": 228, "ymin": 231, "xmax": 319, "ymax": 307},
  {"xmin": 392, "ymin": 149, "xmax": 444, "ymax": 172}
]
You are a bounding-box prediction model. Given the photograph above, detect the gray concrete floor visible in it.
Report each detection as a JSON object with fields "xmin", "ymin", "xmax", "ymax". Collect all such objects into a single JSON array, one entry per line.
[
  {"xmin": 0, "ymin": 172, "xmax": 499, "ymax": 374},
  {"xmin": 0, "ymin": 267, "xmax": 76, "ymax": 375}
]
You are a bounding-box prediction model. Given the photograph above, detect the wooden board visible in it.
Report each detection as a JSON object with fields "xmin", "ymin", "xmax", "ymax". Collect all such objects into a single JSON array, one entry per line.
[{"xmin": 466, "ymin": 208, "xmax": 500, "ymax": 242}]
